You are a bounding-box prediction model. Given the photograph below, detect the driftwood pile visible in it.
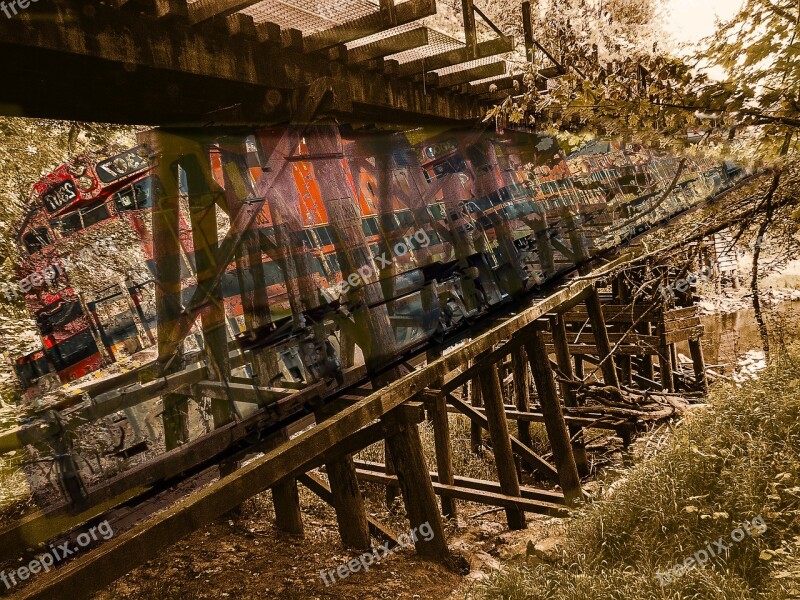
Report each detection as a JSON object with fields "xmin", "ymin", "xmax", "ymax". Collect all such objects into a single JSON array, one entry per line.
[{"xmin": 573, "ymin": 384, "xmax": 701, "ymax": 422}]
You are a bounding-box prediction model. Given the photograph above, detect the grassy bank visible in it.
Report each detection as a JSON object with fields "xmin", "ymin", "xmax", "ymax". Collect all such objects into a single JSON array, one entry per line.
[{"xmin": 475, "ymin": 352, "xmax": 800, "ymax": 599}]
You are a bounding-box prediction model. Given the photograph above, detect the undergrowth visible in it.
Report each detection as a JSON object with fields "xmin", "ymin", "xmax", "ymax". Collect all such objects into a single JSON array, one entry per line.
[{"xmin": 475, "ymin": 351, "xmax": 800, "ymax": 599}]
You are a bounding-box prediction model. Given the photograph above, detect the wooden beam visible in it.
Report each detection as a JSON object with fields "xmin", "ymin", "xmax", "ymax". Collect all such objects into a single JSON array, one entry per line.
[
  {"xmin": 461, "ymin": 0, "xmax": 477, "ymax": 58},
  {"xmin": 353, "ymin": 459, "xmax": 566, "ymax": 503},
  {"xmin": 303, "ymin": 0, "xmax": 437, "ymax": 53},
  {"xmin": 187, "ymin": 0, "xmax": 263, "ymax": 25},
  {"xmin": 478, "ymin": 366, "xmax": 526, "ymax": 529},
  {"xmin": 584, "ymin": 287, "xmax": 621, "ymax": 388},
  {"xmin": 330, "ymin": 26, "xmax": 429, "ymax": 64},
  {"xmin": 427, "ymin": 348, "xmax": 456, "ymax": 519},
  {"xmin": 298, "ymin": 473, "xmax": 399, "ymax": 546},
  {"xmin": 550, "ymin": 314, "xmax": 589, "ymax": 475},
  {"xmin": 397, "ymin": 36, "xmax": 513, "ymax": 77},
  {"xmin": 315, "ymin": 407, "xmax": 371, "ymax": 550},
  {"xmin": 353, "ymin": 468, "xmax": 568, "ymax": 517},
  {"xmin": 436, "ymin": 61, "xmax": 506, "ymax": 88},
  {"xmin": 382, "ymin": 408, "xmax": 448, "ymax": 559},
  {"xmin": 462, "ymin": 74, "xmax": 525, "ymax": 95},
  {"xmin": 523, "ymin": 330, "xmax": 583, "ymax": 506}
]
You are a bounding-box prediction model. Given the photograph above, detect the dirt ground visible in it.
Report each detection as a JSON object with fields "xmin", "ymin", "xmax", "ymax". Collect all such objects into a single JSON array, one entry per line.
[{"xmin": 92, "ymin": 478, "xmax": 565, "ymax": 600}]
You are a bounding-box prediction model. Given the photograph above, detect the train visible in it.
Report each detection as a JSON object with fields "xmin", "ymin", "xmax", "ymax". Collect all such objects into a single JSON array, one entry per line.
[{"xmin": 10, "ymin": 123, "xmax": 745, "ymax": 400}]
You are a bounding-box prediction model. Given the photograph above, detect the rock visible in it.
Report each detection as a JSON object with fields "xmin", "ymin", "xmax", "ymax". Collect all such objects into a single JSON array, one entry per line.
[
  {"xmin": 531, "ymin": 537, "xmax": 563, "ymax": 562},
  {"xmin": 468, "ymin": 551, "xmax": 501, "ymax": 578},
  {"xmin": 477, "ymin": 522, "xmax": 504, "ymax": 539}
]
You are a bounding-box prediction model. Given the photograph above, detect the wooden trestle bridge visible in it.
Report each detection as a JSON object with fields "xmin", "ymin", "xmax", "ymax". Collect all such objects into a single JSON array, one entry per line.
[{"xmin": 0, "ymin": 0, "xmax": 725, "ymax": 597}]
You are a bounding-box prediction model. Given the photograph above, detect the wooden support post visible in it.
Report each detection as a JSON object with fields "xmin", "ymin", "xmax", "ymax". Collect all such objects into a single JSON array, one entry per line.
[
  {"xmin": 657, "ymin": 323, "xmax": 675, "ymax": 392},
  {"xmin": 261, "ymin": 429, "xmax": 305, "ymax": 536},
  {"xmin": 533, "ymin": 217, "xmax": 556, "ymax": 277},
  {"xmin": 183, "ymin": 148, "xmax": 234, "ymax": 429},
  {"xmin": 146, "ymin": 130, "xmax": 189, "ymax": 450},
  {"xmin": 521, "ymin": 0, "xmax": 534, "ymax": 61},
  {"xmin": 574, "ymin": 354, "xmax": 585, "ymax": 380},
  {"xmin": 511, "ymin": 346, "xmax": 532, "ymax": 449},
  {"xmin": 382, "ymin": 408, "xmax": 448, "ymax": 559},
  {"xmin": 550, "ymin": 315, "xmax": 589, "ymax": 476},
  {"xmin": 221, "ymin": 150, "xmax": 305, "ymax": 532},
  {"xmin": 636, "ymin": 323, "xmax": 655, "ymax": 381},
  {"xmin": 584, "ymin": 287, "xmax": 620, "ymax": 389},
  {"xmin": 688, "ymin": 338, "xmax": 708, "ymax": 391},
  {"xmin": 315, "ymin": 404, "xmax": 372, "ymax": 550},
  {"xmin": 470, "ymin": 357, "xmax": 484, "ymax": 454},
  {"xmin": 522, "ymin": 330, "xmax": 583, "ymax": 506},
  {"xmin": 427, "ymin": 348, "xmax": 457, "ymax": 519},
  {"xmin": 670, "ymin": 343, "xmax": 681, "ymax": 389},
  {"xmin": 616, "ymin": 274, "xmax": 633, "ymax": 386},
  {"xmin": 430, "ymin": 393, "xmax": 457, "ymax": 520},
  {"xmin": 477, "ymin": 365, "xmax": 527, "ymax": 529},
  {"xmin": 461, "ymin": 0, "xmax": 477, "ymax": 58}
]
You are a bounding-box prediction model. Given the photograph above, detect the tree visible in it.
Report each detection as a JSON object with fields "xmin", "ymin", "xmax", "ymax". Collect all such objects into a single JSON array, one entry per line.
[{"xmin": 487, "ymin": 0, "xmax": 800, "ymax": 356}]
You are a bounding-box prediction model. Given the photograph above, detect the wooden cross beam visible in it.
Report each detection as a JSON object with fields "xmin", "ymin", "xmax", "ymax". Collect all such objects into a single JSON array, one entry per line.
[
  {"xmin": 329, "ymin": 26, "xmax": 429, "ymax": 64},
  {"xmin": 303, "ymin": 0, "xmax": 437, "ymax": 53},
  {"xmin": 436, "ymin": 61, "xmax": 506, "ymax": 88},
  {"xmin": 397, "ymin": 36, "xmax": 514, "ymax": 78}
]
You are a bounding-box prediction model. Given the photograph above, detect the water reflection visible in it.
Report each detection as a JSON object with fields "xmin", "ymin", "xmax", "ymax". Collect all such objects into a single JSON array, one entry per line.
[{"xmin": 687, "ymin": 303, "xmax": 800, "ymax": 367}]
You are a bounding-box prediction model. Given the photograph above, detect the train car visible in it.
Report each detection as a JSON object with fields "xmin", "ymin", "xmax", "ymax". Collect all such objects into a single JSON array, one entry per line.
[
  {"xmin": 11, "ymin": 124, "xmax": 746, "ymax": 400},
  {"xmin": 12, "ymin": 146, "xmax": 156, "ymax": 397}
]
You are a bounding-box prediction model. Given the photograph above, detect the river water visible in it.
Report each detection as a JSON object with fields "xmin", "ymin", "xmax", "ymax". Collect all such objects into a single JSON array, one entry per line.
[{"xmin": 687, "ymin": 302, "xmax": 800, "ymax": 369}]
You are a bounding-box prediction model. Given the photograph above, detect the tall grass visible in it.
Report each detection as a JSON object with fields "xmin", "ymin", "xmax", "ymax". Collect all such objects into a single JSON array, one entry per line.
[{"xmin": 475, "ymin": 352, "xmax": 800, "ymax": 599}]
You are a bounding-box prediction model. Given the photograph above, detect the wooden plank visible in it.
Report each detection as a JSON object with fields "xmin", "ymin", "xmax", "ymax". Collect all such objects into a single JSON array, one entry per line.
[
  {"xmin": 523, "ymin": 330, "xmax": 583, "ymax": 505},
  {"xmin": 353, "ymin": 469, "xmax": 568, "ymax": 517},
  {"xmin": 436, "ymin": 61, "xmax": 506, "ymax": 88},
  {"xmin": 297, "ymin": 473, "xmax": 399, "ymax": 546},
  {"xmin": 462, "ymin": 74, "xmax": 525, "ymax": 95},
  {"xmin": 303, "ymin": 0, "xmax": 437, "ymax": 53},
  {"xmin": 446, "ymin": 391, "xmax": 560, "ymax": 483},
  {"xmin": 352, "ymin": 459, "xmax": 565, "ymax": 503},
  {"xmin": 191, "ymin": 381, "xmax": 296, "ymax": 404},
  {"xmin": 14, "ymin": 274, "xmax": 613, "ymax": 598},
  {"xmin": 397, "ymin": 36, "xmax": 513, "ymax": 77},
  {"xmin": 563, "ymin": 304, "xmax": 657, "ymax": 323},
  {"xmin": 664, "ymin": 325, "xmax": 704, "ymax": 344},
  {"xmin": 330, "ymin": 27, "xmax": 428, "ymax": 64},
  {"xmin": 187, "ymin": 0, "xmax": 262, "ymax": 24}
]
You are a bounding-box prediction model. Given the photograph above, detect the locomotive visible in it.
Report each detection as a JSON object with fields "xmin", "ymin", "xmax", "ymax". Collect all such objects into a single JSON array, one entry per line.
[{"xmin": 11, "ymin": 123, "xmax": 744, "ymax": 399}]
